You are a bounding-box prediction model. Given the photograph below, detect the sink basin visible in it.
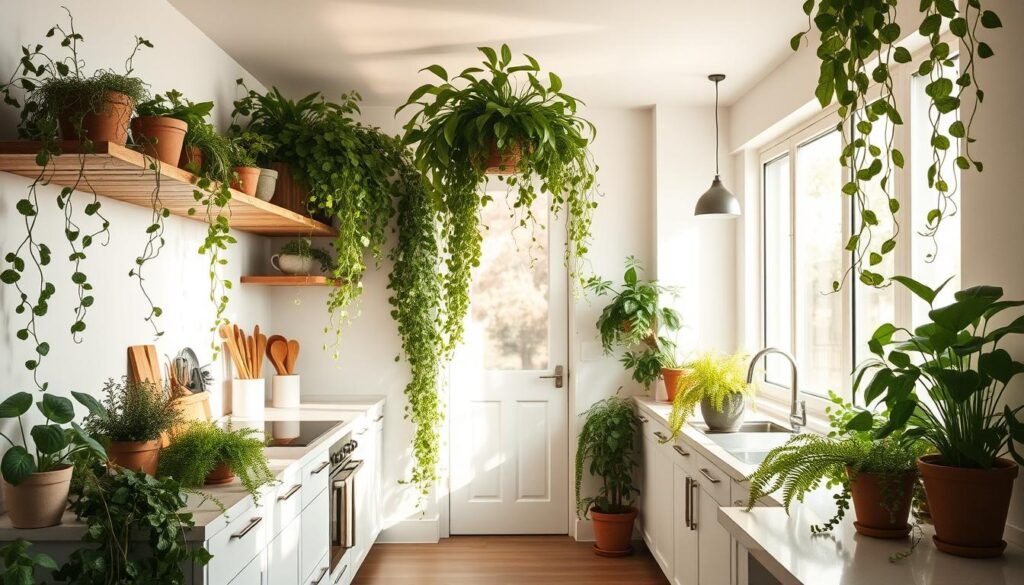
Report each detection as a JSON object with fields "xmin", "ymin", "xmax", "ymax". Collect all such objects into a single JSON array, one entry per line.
[
  {"xmin": 689, "ymin": 420, "xmax": 797, "ymax": 466},
  {"xmin": 692, "ymin": 421, "xmax": 794, "ymax": 434},
  {"xmin": 729, "ymin": 450, "xmax": 773, "ymax": 465}
]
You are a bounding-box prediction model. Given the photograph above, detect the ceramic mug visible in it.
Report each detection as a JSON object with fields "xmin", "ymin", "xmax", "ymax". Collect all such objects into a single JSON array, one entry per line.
[{"xmin": 271, "ymin": 254, "xmax": 314, "ymax": 275}]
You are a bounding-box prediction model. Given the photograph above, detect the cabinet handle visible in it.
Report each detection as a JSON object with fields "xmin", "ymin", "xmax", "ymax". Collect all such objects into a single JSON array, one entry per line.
[
  {"xmin": 689, "ymin": 478, "xmax": 698, "ymax": 531},
  {"xmin": 277, "ymin": 483, "xmax": 302, "ymax": 501},
  {"xmin": 638, "ymin": 415, "xmax": 649, "ymax": 423},
  {"xmin": 230, "ymin": 516, "xmax": 262, "ymax": 540},
  {"xmin": 672, "ymin": 445, "xmax": 690, "ymax": 457},
  {"xmin": 310, "ymin": 567, "xmax": 329, "ymax": 584},
  {"xmin": 333, "ymin": 564, "xmax": 348, "ymax": 583},
  {"xmin": 698, "ymin": 468, "xmax": 721, "ymax": 484},
  {"xmin": 356, "ymin": 427, "xmax": 368, "ymax": 436},
  {"xmin": 373, "ymin": 415, "xmax": 383, "ymax": 423},
  {"xmin": 311, "ymin": 460, "xmax": 330, "ymax": 475},
  {"xmin": 684, "ymin": 476, "xmax": 692, "ymax": 528},
  {"xmin": 653, "ymin": 431, "xmax": 668, "ymax": 441}
]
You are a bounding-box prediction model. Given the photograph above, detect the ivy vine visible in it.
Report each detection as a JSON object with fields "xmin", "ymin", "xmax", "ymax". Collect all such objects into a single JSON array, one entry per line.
[{"xmin": 793, "ymin": 0, "xmax": 1000, "ymax": 289}]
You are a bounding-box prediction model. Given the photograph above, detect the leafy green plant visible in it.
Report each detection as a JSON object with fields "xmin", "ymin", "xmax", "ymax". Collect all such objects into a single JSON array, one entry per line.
[
  {"xmin": 0, "ymin": 8, "xmax": 151, "ymax": 388},
  {"xmin": 746, "ymin": 392, "xmax": 926, "ymax": 533},
  {"xmin": 586, "ymin": 257, "xmax": 681, "ymax": 388},
  {"xmin": 229, "ymin": 131, "xmax": 275, "ymax": 168},
  {"xmin": 850, "ymin": 277, "xmax": 1024, "ymax": 468},
  {"xmin": 0, "ymin": 391, "xmax": 105, "ymax": 485},
  {"xmin": 135, "ymin": 89, "xmax": 213, "ymax": 127},
  {"xmin": 158, "ymin": 422, "xmax": 275, "ymax": 501},
  {"xmin": 667, "ymin": 351, "xmax": 754, "ymax": 438},
  {"xmin": 0, "ymin": 539, "xmax": 58, "ymax": 585},
  {"xmin": 56, "ymin": 466, "xmax": 211, "ymax": 584},
  {"xmin": 280, "ymin": 238, "xmax": 336, "ymax": 272},
  {"xmin": 793, "ymin": 0, "xmax": 1001, "ymax": 289},
  {"xmin": 575, "ymin": 397, "xmax": 641, "ymax": 518},
  {"xmin": 81, "ymin": 378, "xmax": 179, "ymax": 443}
]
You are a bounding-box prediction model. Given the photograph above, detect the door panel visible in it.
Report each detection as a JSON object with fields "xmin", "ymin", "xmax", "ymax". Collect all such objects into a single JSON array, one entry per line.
[{"xmin": 450, "ymin": 195, "xmax": 568, "ymax": 534}]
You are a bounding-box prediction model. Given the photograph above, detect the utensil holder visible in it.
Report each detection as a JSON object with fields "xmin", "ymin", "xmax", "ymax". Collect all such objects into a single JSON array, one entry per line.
[
  {"xmin": 231, "ymin": 378, "xmax": 265, "ymax": 419},
  {"xmin": 272, "ymin": 375, "xmax": 300, "ymax": 409}
]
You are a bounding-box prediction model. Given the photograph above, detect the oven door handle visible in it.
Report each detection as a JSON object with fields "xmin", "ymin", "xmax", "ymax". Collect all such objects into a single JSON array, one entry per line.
[{"xmin": 331, "ymin": 459, "xmax": 365, "ymax": 486}]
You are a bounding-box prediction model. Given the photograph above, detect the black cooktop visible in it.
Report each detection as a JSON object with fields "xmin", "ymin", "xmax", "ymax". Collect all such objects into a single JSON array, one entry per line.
[{"xmin": 264, "ymin": 419, "xmax": 343, "ymax": 447}]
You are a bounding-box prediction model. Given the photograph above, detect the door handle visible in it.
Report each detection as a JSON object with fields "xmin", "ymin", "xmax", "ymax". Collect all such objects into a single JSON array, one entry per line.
[
  {"xmin": 539, "ymin": 365, "xmax": 564, "ymax": 388},
  {"xmin": 684, "ymin": 476, "xmax": 692, "ymax": 528},
  {"xmin": 230, "ymin": 516, "xmax": 263, "ymax": 540},
  {"xmin": 689, "ymin": 478, "xmax": 698, "ymax": 531},
  {"xmin": 673, "ymin": 445, "xmax": 690, "ymax": 457},
  {"xmin": 311, "ymin": 567, "xmax": 329, "ymax": 584}
]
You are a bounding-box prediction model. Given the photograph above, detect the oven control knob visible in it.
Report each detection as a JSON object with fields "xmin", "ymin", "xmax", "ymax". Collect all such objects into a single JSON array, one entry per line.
[{"xmin": 350, "ymin": 440, "xmax": 359, "ymax": 451}]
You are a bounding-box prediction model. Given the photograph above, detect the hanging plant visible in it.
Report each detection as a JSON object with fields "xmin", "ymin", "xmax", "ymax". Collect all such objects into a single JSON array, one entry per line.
[
  {"xmin": 0, "ymin": 9, "xmax": 150, "ymax": 389},
  {"xmin": 792, "ymin": 0, "xmax": 1000, "ymax": 289}
]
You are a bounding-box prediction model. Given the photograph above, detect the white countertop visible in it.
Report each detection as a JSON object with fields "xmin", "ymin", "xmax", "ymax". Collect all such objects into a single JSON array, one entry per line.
[{"xmin": 0, "ymin": 397, "xmax": 384, "ymax": 542}]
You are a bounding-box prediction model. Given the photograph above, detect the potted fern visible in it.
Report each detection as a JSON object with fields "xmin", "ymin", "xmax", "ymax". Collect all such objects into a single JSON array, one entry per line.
[
  {"xmin": 853, "ymin": 278, "xmax": 1024, "ymax": 558},
  {"xmin": 668, "ymin": 351, "xmax": 755, "ymax": 435},
  {"xmin": 158, "ymin": 422, "xmax": 275, "ymax": 501},
  {"xmin": 575, "ymin": 397, "xmax": 641, "ymax": 557},
  {"xmin": 746, "ymin": 392, "xmax": 926, "ymax": 538}
]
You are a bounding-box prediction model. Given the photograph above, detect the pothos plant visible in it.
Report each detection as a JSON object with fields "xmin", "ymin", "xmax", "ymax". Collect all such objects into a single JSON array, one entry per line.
[
  {"xmin": 0, "ymin": 9, "xmax": 150, "ymax": 389},
  {"xmin": 793, "ymin": 0, "xmax": 1001, "ymax": 290}
]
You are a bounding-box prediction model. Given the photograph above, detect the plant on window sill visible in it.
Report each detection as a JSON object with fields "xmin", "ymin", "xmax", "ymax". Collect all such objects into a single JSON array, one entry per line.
[{"xmin": 793, "ymin": 0, "xmax": 1001, "ymax": 290}]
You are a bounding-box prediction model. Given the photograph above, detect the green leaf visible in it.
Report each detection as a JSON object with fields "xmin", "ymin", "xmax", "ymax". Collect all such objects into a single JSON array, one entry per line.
[
  {"xmin": 478, "ymin": 46, "xmax": 498, "ymax": 66},
  {"xmin": 0, "ymin": 269, "xmax": 20, "ymax": 284},
  {"xmin": 981, "ymin": 10, "xmax": 1003, "ymax": 29},
  {"xmin": 891, "ymin": 275, "xmax": 939, "ymax": 305},
  {"xmin": 0, "ymin": 392, "xmax": 33, "ymax": 418},
  {"xmin": 978, "ymin": 42, "xmax": 994, "ymax": 59},
  {"xmin": 549, "ymin": 72, "xmax": 563, "ymax": 93},
  {"xmin": 72, "ymin": 390, "xmax": 107, "ymax": 420},
  {"xmin": 71, "ymin": 422, "xmax": 106, "ymax": 460},
  {"xmin": 846, "ymin": 410, "xmax": 874, "ymax": 432},
  {"xmin": 930, "ymin": 285, "xmax": 1003, "ymax": 332},
  {"xmin": 38, "ymin": 393, "xmax": 74, "ymax": 424},
  {"xmin": 1, "ymin": 446, "xmax": 35, "ymax": 485},
  {"xmin": 421, "ymin": 64, "xmax": 448, "ymax": 81},
  {"xmin": 950, "ymin": 17, "xmax": 968, "ymax": 37},
  {"xmin": 31, "ymin": 424, "xmax": 68, "ymax": 454},
  {"xmin": 893, "ymin": 47, "xmax": 912, "ymax": 64},
  {"xmin": 868, "ymin": 323, "xmax": 897, "ymax": 356},
  {"xmin": 979, "ymin": 349, "xmax": 1024, "ymax": 384},
  {"xmin": 790, "ymin": 32, "xmax": 805, "ymax": 51}
]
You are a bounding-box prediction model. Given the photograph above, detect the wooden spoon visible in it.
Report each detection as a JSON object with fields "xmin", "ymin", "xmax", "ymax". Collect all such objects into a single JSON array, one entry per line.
[
  {"xmin": 268, "ymin": 339, "xmax": 289, "ymax": 376},
  {"xmin": 219, "ymin": 324, "xmax": 250, "ymax": 379},
  {"xmin": 256, "ymin": 333, "xmax": 267, "ymax": 378},
  {"xmin": 285, "ymin": 339, "xmax": 300, "ymax": 375}
]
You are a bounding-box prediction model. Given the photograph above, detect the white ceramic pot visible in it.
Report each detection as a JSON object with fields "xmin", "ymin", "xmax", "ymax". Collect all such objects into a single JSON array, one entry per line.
[
  {"xmin": 231, "ymin": 378, "xmax": 265, "ymax": 420},
  {"xmin": 271, "ymin": 254, "xmax": 314, "ymax": 275},
  {"xmin": 255, "ymin": 168, "xmax": 278, "ymax": 201},
  {"xmin": 272, "ymin": 375, "xmax": 300, "ymax": 409}
]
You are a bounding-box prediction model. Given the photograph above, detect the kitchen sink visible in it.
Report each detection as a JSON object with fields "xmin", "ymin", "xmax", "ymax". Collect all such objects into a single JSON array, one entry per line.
[
  {"xmin": 692, "ymin": 421, "xmax": 794, "ymax": 434},
  {"xmin": 689, "ymin": 420, "xmax": 797, "ymax": 466}
]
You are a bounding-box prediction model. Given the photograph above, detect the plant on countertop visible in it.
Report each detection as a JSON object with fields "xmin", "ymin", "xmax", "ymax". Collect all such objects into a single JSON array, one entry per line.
[
  {"xmin": 575, "ymin": 396, "xmax": 641, "ymax": 517},
  {"xmin": 56, "ymin": 466, "xmax": 212, "ymax": 585},
  {"xmin": 280, "ymin": 238, "xmax": 337, "ymax": 273},
  {"xmin": 81, "ymin": 377, "xmax": 179, "ymax": 442},
  {"xmin": 666, "ymin": 351, "xmax": 754, "ymax": 438},
  {"xmin": 158, "ymin": 422, "xmax": 275, "ymax": 501},
  {"xmin": 585, "ymin": 257, "xmax": 682, "ymax": 389},
  {"xmin": 745, "ymin": 391, "xmax": 926, "ymax": 536},
  {"xmin": 792, "ymin": 0, "xmax": 1002, "ymax": 290},
  {"xmin": 0, "ymin": 8, "xmax": 151, "ymax": 389},
  {"xmin": 0, "ymin": 539, "xmax": 58, "ymax": 585}
]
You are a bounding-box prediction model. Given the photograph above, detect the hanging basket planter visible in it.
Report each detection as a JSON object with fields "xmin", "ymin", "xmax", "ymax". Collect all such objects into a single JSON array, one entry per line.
[{"xmin": 483, "ymin": 140, "xmax": 523, "ymax": 174}]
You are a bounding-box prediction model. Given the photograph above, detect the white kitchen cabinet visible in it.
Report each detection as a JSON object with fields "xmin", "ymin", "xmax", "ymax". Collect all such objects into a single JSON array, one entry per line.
[
  {"xmin": 301, "ymin": 487, "xmax": 331, "ymax": 582},
  {"xmin": 206, "ymin": 503, "xmax": 267, "ymax": 585},
  {"xmin": 672, "ymin": 464, "xmax": 698, "ymax": 585},
  {"xmin": 640, "ymin": 414, "xmax": 674, "ymax": 576},
  {"xmin": 229, "ymin": 553, "xmax": 265, "ymax": 585},
  {"xmin": 267, "ymin": 514, "xmax": 301, "ymax": 585},
  {"xmin": 695, "ymin": 480, "xmax": 732, "ymax": 585}
]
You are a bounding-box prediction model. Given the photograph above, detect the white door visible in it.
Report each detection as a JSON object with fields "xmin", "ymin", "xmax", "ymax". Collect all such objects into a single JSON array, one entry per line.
[{"xmin": 449, "ymin": 194, "xmax": 569, "ymax": 534}]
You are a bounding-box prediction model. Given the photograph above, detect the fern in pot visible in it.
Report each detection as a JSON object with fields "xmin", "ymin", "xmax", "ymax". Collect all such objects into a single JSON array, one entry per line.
[
  {"xmin": 575, "ymin": 397, "xmax": 641, "ymax": 556},
  {"xmin": 158, "ymin": 422, "xmax": 275, "ymax": 501},
  {"xmin": 667, "ymin": 351, "xmax": 755, "ymax": 435},
  {"xmin": 853, "ymin": 277, "xmax": 1024, "ymax": 558}
]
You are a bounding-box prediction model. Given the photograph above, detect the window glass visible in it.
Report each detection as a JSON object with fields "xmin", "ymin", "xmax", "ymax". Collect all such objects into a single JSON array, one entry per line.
[{"xmin": 763, "ymin": 154, "xmax": 792, "ymax": 385}]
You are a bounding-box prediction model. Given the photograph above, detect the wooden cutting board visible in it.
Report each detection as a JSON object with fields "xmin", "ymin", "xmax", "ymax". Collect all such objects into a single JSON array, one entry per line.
[{"xmin": 128, "ymin": 345, "xmax": 162, "ymax": 385}]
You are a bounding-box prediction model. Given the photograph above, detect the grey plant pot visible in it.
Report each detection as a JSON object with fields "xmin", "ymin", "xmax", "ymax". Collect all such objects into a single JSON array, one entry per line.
[
  {"xmin": 255, "ymin": 168, "xmax": 279, "ymax": 201},
  {"xmin": 700, "ymin": 393, "xmax": 745, "ymax": 432}
]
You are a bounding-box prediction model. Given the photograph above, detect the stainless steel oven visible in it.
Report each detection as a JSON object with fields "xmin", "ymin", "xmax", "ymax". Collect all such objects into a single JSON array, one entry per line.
[{"xmin": 329, "ymin": 434, "xmax": 362, "ymax": 573}]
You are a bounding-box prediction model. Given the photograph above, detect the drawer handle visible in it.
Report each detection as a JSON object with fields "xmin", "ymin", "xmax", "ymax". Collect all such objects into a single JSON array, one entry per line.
[
  {"xmin": 638, "ymin": 415, "xmax": 649, "ymax": 423},
  {"xmin": 311, "ymin": 460, "xmax": 330, "ymax": 475},
  {"xmin": 672, "ymin": 445, "xmax": 690, "ymax": 457},
  {"xmin": 311, "ymin": 567, "xmax": 329, "ymax": 584},
  {"xmin": 356, "ymin": 427, "xmax": 368, "ymax": 436},
  {"xmin": 653, "ymin": 431, "xmax": 668, "ymax": 441},
  {"xmin": 374, "ymin": 415, "xmax": 383, "ymax": 423},
  {"xmin": 230, "ymin": 516, "xmax": 262, "ymax": 540},
  {"xmin": 333, "ymin": 564, "xmax": 348, "ymax": 583},
  {"xmin": 698, "ymin": 468, "xmax": 721, "ymax": 484},
  {"xmin": 277, "ymin": 483, "xmax": 302, "ymax": 501}
]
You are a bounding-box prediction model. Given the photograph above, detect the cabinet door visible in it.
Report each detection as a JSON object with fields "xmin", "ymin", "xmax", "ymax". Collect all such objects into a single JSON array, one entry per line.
[
  {"xmin": 641, "ymin": 427, "xmax": 673, "ymax": 577},
  {"xmin": 673, "ymin": 465, "xmax": 698, "ymax": 585},
  {"xmin": 267, "ymin": 516, "xmax": 301, "ymax": 585},
  {"xmin": 696, "ymin": 483, "xmax": 732, "ymax": 585},
  {"xmin": 301, "ymin": 488, "xmax": 331, "ymax": 582},
  {"xmin": 228, "ymin": 552, "xmax": 264, "ymax": 585}
]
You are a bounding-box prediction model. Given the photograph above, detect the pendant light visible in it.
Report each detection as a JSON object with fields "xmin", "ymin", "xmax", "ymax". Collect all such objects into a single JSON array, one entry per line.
[{"xmin": 694, "ymin": 74, "xmax": 741, "ymax": 217}]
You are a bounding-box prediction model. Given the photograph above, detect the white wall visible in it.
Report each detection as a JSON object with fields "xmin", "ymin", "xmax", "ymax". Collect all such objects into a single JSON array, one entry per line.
[{"xmin": 0, "ymin": 0, "xmax": 266, "ymax": 513}]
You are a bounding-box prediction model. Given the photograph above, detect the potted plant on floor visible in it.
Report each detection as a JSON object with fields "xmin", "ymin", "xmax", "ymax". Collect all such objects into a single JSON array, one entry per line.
[
  {"xmin": 0, "ymin": 392, "xmax": 105, "ymax": 528},
  {"xmin": 586, "ymin": 257, "xmax": 682, "ymax": 392},
  {"xmin": 852, "ymin": 277, "xmax": 1024, "ymax": 558},
  {"xmin": 746, "ymin": 392, "xmax": 927, "ymax": 538},
  {"xmin": 575, "ymin": 397, "xmax": 641, "ymax": 557},
  {"xmin": 667, "ymin": 351, "xmax": 755, "ymax": 436},
  {"xmin": 80, "ymin": 377, "xmax": 180, "ymax": 475},
  {"xmin": 158, "ymin": 422, "xmax": 275, "ymax": 501},
  {"xmin": 133, "ymin": 90, "xmax": 213, "ymax": 165}
]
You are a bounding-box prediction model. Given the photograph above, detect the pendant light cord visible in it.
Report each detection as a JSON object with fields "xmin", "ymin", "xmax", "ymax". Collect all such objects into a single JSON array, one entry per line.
[{"xmin": 714, "ymin": 78, "xmax": 720, "ymax": 176}]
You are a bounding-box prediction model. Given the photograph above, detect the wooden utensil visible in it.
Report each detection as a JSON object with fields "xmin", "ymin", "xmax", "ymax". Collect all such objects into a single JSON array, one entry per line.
[
  {"xmin": 253, "ymin": 325, "xmax": 262, "ymax": 377},
  {"xmin": 219, "ymin": 324, "xmax": 250, "ymax": 379},
  {"xmin": 256, "ymin": 333, "xmax": 267, "ymax": 378},
  {"xmin": 128, "ymin": 345, "xmax": 161, "ymax": 385},
  {"xmin": 268, "ymin": 338, "xmax": 289, "ymax": 376},
  {"xmin": 285, "ymin": 339, "xmax": 300, "ymax": 375}
]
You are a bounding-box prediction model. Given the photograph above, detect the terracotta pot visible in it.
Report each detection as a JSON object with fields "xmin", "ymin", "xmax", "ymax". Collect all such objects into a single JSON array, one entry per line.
[
  {"xmin": 59, "ymin": 90, "xmax": 134, "ymax": 145},
  {"xmin": 131, "ymin": 115, "xmax": 188, "ymax": 166},
  {"xmin": 483, "ymin": 140, "xmax": 523, "ymax": 174},
  {"xmin": 846, "ymin": 467, "xmax": 915, "ymax": 538},
  {"xmin": 232, "ymin": 166, "xmax": 261, "ymax": 196},
  {"xmin": 590, "ymin": 506, "xmax": 637, "ymax": 557},
  {"xmin": 205, "ymin": 461, "xmax": 236, "ymax": 486},
  {"xmin": 1, "ymin": 465, "xmax": 73, "ymax": 528},
  {"xmin": 179, "ymin": 145, "xmax": 204, "ymax": 171},
  {"xmin": 107, "ymin": 439, "xmax": 162, "ymax": 476},
  {"xmin": 917, "ymin": 455, "xmax": 1019, "ymax": 557},
  {"xmin": 661, "ymin": 367, "xmax": 692, "ymax": 403}
]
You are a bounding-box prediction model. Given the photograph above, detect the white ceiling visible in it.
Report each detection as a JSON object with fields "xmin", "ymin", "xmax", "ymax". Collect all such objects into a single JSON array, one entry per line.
[{"xmin": 169, "ymin": 0, "xmax": 806, "ymax": 108}]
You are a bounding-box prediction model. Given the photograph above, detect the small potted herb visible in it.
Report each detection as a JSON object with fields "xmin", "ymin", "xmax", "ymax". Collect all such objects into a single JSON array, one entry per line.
[
  {"xmin": 272, "ymin": 238, "xmax": 336, "ymax": 275},
  {"xmin": 746, "ymin": 392, "xmax": 927, "ymax": 538},
  {"xmin": 82, "ymin": 377, "xmax": 180, "ymax": 476},
  {"xmin": 575, "ymin": 397, "xmax": 642, "ymax": 556},
  {"xmin": 229, "ymin": 131, "xmax": 274, "ymax": 196},
  {"xmin": 667, "ymin": 351, "xmax": 755, "ymax": 435},
  {"xmin": 0, "ymin": 392, "xmax": 105, "ymax": 528},
  {"xmin": 655, "ymin": 338, "xmax": 693, "ymax": 404},
  {"xmin": 133, "ymin": 90, "xmax": 212, "ymax": 165},
  {"xmin": 158, "ymin": 422, "xmax": 275, "ymax": 501}
]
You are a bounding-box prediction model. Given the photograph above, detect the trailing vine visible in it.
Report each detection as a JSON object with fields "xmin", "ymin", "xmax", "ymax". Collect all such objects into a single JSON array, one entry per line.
[
  {"xmin": 793, "ymin": 0, "xmax": 1000, "ymax": 289},
  {"xmin": 0, "ymin": 9, "xmax": 149, "ymax": 388},
  {"xmin": 130, "ymin": 156, "xmax": 168, "ymax": 337}
]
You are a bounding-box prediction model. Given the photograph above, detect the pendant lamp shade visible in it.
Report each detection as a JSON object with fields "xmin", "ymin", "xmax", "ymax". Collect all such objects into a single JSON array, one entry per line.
[{"xmin": 694, "ymin": 74, "xmax": 741, "ymax": 218}]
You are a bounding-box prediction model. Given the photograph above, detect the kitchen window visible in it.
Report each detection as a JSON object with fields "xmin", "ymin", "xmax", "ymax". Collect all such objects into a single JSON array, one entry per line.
[{"xmin": 759, "ymin": 52, "xmax": 961, "ymax": 404}]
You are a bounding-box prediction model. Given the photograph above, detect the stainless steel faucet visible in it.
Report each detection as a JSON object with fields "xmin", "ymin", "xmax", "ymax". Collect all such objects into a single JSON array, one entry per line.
[{"xmin": 747, "ymin": 347, "xmax": 806, "ymax": 433}]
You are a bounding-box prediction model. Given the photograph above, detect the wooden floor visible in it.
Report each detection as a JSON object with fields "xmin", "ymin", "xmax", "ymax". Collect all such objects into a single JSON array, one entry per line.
[{"xmin": 352, "ymin": 536, "xmax": 669, "ymax": 584}]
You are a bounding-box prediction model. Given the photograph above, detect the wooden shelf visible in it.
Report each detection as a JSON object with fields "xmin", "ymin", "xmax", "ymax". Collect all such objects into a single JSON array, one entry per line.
[
  {"xmin": 0, "ymin": 141, "xmax": 335, "ymax": 237},
  {"xmin": 240, "ymin": 275, "xmax": 340, "ymax": 286}
]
